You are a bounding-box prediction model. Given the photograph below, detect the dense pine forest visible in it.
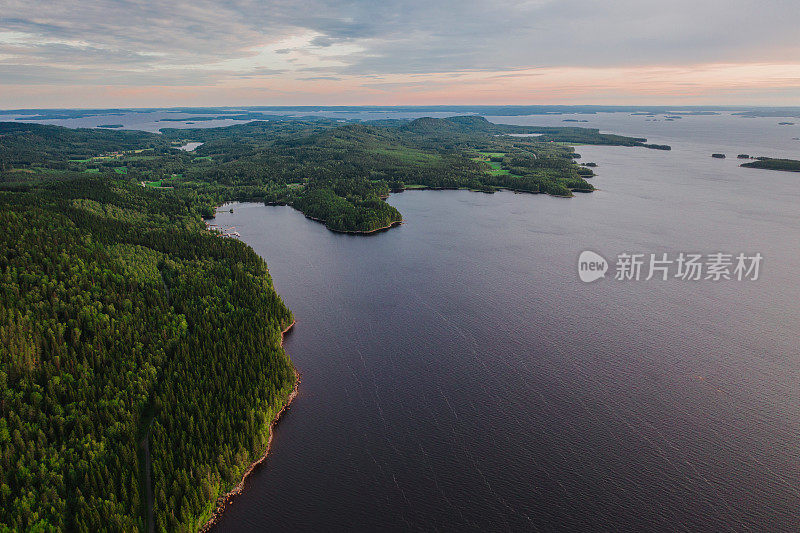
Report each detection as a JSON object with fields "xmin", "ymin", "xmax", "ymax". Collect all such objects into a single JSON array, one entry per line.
[
  {"xmin": 0, "ymin": 178, "xmax": 294, "ymax": 531},
  {"xmin": 0, "ymin": 115, "xmax": 665, "ymax": 530}
]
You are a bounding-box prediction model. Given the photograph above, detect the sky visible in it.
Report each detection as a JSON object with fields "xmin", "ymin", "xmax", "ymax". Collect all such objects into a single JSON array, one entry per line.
[{"xmin": 1, "ymin": 0, "xmax": 800, "ymax": 108}]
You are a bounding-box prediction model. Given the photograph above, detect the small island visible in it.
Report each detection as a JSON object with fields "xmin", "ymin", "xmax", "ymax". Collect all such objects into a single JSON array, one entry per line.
[
  {"xmin": 740, "ymin": 157, "xmax": 800, "ymax": 172},
  {"xmin": 97, "ymin": 124, "xmax": 124, "ymax": 128},
  {"xmin": 643, "ymin": 143, "xmax": 671, "ymax": 150},
  {"xmin": 712, "ymin": 153, "xmax": 726, "ymax": 159}
]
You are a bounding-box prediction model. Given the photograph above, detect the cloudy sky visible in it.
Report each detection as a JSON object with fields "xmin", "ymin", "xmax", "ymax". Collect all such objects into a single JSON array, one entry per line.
[{"xmin": 1, "ymin": 0, "xmax": 799, "ymax": 107}]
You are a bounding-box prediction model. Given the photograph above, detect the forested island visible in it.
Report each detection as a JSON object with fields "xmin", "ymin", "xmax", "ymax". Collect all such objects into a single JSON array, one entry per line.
[
  {"xmin": 740, "ymin": 157, "xmax": 800, "ymax": 172},
  {"xmin": 0, "ymin": 104, "xmax": 757, "ymax": 122},
  {"xmin": 0, "ymin": 115, "xmax": 666, "ymax": 530}
]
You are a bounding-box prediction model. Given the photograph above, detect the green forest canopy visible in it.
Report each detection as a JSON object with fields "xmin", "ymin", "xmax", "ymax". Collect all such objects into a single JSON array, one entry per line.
[
  {"xmin": 0, "ymin": 116, "xmax": 666, "ymax": 530},
  {"xmin": 1, "ymin": 116, "xmax": 667, "ymax": 233}
]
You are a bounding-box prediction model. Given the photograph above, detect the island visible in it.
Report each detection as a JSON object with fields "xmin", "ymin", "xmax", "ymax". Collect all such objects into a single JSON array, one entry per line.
[
  {"xmin": 0, "ymin": 116, "xmax": 671, "ymax": 531},
  {"xmin": 740, "ymin": 157, "xmax": 800, "ymax": 172},
  {"xmin": 712, "ymin": 153, "xmax": 726, "ymax": 158},
  {"xmin": 642, "ymin": 143, "xmax": 671, "ymax": 150}
]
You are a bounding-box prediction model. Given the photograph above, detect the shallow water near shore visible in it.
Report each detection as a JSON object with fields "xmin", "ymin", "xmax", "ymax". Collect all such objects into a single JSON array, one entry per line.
[{"xmin": 210, "ymin": 114, "xmax": 800, "ymax": 531}]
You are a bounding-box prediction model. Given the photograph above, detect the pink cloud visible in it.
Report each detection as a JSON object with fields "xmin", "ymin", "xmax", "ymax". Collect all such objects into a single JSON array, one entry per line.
[{"xmin": 4, "ymin": 62, "xmax": 800, "ymax": 108}]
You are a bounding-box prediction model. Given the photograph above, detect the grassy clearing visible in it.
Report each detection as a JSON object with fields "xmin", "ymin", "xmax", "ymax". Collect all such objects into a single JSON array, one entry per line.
[
  {"xmin": 142, "ymin": 173, "xmax": 183, "ymax": 188},
  {"xmin": 487, "ymin": 168, "xmax": 512, "ymax": 176},
  {"xmin": 470, "ymin": 151, "xmax": 518, "ymax": 177}
]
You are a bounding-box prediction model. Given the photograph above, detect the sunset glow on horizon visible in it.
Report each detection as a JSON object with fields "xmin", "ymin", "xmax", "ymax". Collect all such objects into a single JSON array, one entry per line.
[{"xmin": 2, "ymin": 0, "xmax": 799, "ymax": 108}]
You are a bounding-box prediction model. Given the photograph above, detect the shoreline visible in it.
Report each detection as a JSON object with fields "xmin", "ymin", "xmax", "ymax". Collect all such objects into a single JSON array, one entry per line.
[
  {"xmin": 396, "ymin": 184, "xmax": 587, "ymax": 198},
  {"xmin": 205, "ymin": 202, "xmax": 403, "ymax": 236},
  {"xmin": 199, "ymin": 320, "xmax": 299, "ymax": 532},
  {"xmin": 301, "ymin": 213, "xmax": 403, "ymax": 235}
]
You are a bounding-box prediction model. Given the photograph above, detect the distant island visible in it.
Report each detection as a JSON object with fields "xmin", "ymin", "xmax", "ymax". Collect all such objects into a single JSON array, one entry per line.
[
  {"xmin": 733, "ymin": 108, "xmax": 800, "ymax": 118},
  {"xmin": 741, "ymin": 157, "xmax": 800, "ymax": 172},
  {"xmin": 2, "ymin": 104, "xmax": 780, "ymax": 123},
  {"xmin": 97, "ymin": 124, "xmax": 124, "ymax": 128}
]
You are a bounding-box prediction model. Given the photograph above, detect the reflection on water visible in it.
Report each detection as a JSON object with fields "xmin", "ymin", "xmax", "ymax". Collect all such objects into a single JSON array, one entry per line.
[{"xmin": 209, "ymin": 113, "xmax": 800, "ymax": 531}]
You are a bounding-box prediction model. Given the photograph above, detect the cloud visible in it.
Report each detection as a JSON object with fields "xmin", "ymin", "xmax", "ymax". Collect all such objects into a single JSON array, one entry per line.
[
  {"xmin": 1, "ymin": 0, "xmax": 800, "ymax": 105},
  {"xmin": 309, "ymin": 36, "xmax": 337, "ymax": 48},
  {"xmin": 299, "ymin": 75, "xmax": 342, "ymax": 81}
]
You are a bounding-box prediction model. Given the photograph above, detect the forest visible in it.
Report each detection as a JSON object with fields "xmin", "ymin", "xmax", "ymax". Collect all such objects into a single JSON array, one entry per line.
[
  {"xmin": 0, "ymin": 115, "xmax": 664, "ymax": 530},
  {"xmin": 0, "ymin": 177, "xmax": 295, "ymax": 531},
  {"xmin": 740, "ymin": 157, "xmax": 800, "ymax": 172},
  {"xmin": 1, "ymin": 116, "xmax": 665, "ymax": 233}
]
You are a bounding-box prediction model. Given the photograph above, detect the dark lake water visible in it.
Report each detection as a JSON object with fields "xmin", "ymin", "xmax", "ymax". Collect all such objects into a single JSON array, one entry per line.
[{"xmin": 210, "ymin": 114, "xmax": 800, "ymax": 532}]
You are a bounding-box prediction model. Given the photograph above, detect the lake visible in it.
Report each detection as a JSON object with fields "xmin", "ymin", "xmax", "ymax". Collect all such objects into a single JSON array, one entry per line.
[{"xmin": 209, "ymin": 113, "xmax": 800, "ymax": 531}]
